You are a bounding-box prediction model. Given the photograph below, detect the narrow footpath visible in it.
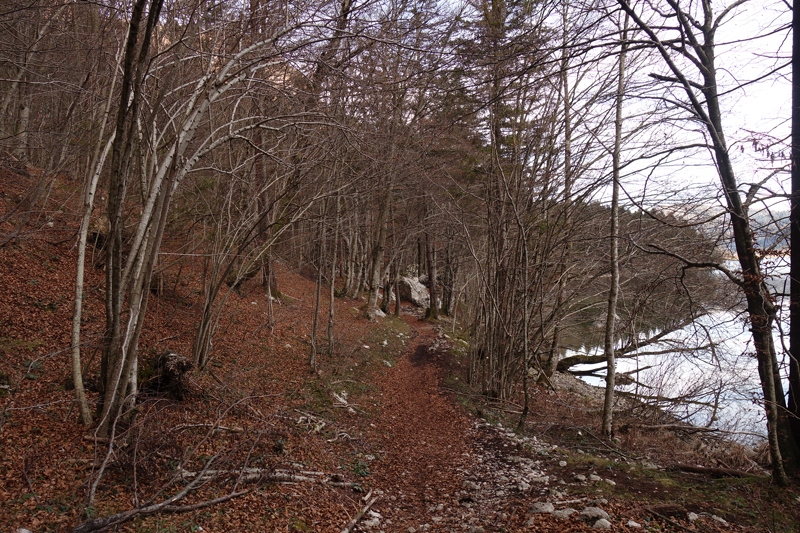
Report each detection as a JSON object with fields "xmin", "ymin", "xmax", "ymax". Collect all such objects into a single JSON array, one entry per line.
[
  {"xmin": 361, "ymin": 316, "xmax": 552, "ymax": 532},
  {"xmin": 369, "ymin": 318, "xmax": 475, "ymax": 530}
]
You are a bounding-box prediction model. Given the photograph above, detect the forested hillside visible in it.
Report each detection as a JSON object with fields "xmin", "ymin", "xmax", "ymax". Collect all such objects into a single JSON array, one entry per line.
[{"xmin": 1, "ymin": 0, "xmax": 799, "ymax": 530}]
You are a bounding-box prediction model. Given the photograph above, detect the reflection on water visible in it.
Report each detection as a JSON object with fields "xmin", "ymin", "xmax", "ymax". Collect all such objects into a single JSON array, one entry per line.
[{"xmin": 570, "ymin": 260, "xmax": 789, "ymax": 444}]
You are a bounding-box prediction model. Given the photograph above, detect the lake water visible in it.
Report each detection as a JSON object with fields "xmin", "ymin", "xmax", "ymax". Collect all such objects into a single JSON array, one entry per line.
[{"xmin": 572, "ymin": 260, "xmax": 790, "ymax": 444}]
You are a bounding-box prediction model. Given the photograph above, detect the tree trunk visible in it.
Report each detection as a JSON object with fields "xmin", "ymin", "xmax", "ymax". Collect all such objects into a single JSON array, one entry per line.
[
  {"xmin": 425, "ymin": 231, "xmax": 438, "ymax": 320},
  {"xmin": 367, "ymin": 193, "xmax": 391, "ymax": 313},
  {"xmin": 788, "ymin": 0, "xmax": 800, "ymax": 464},
  {"xmin": 601, "ymin": 13, "xmax": 627, "ymax": 438}
]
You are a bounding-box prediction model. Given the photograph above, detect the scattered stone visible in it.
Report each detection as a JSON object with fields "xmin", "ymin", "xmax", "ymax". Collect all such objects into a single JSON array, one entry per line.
[
  {"xmin": 626, "ymin": 520, "xmax": 642, "ymax": 528},
  {"xmin": 591, "ymin": 498, "xmax": 608, "ymax": 505},
  {"xmin": 558, "ymin": 460, "xmax": 567, "ymax": 467},
  {"xmin": 573, "ymin": 474, "xmax": 587, "ymax": 482},
  {"xmin": 711, "ymin": 515, "xmax": 729, "ymax": 526},
  {"xmin": 589, "ymin": 474, "xmax": 602, "ymax": 482},
  {"xmin": 604, "ymin": 478, "xmax": 616, "ymax": 486},
  {"xmin": 467, "ymin": 527, "xmax": 485, "ymax": 533},
  {"xmin": 407, "ymin": 528, "xmax": 416, "ymax": 533},
  {"xmin": 362, "ymin": 517, "xmax": 380, "ymax": 528},
  {"xmin": 592, "ymin": 518, "xmax": 612, "ymax": 529},
  {"xmin": 517, "ymin": 481, "xmax": 531, "ymax": 491},
  {"xmin": 383, "ymin": 360, "xmax": 393, "ymax": 367},
  {"xmin": 580, "ymin": 507, "xmax": 610, "ymax": 522},
  {"xmin": 463, "ymin": 480, "xmax": 480, "ymax": 490},
  {"xmin": 552, "ymin": 508, "xmax": 576, "ymax": 519},
  {"xmin": 687, "ymin": 512, "xmax": 699, "ymax": 522},
  {"xmin": 527, "ymin": 502, "xmax": 555, "ymax": 514}
]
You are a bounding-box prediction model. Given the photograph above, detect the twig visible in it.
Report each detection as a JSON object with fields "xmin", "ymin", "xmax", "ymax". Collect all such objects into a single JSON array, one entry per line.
[
  {"xmin": 553, "ymin": 497, "xmax": 588, "ymax": 505},
  {"xmin": 340, "ymin": 494, "xmax": 379, "ymax": 533},
  {"xmin": 172, "ymin": 423, "xmax": 244, "ymax": 434},
  {"xmin": 579, "ymin": 426, "xmax": 638, "ymax": 461}
]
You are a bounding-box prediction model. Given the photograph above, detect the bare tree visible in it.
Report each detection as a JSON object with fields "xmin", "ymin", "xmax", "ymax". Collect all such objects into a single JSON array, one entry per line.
[{"xmin": 617, "ymin": 0, "xmax": 798, "ymax": 484}]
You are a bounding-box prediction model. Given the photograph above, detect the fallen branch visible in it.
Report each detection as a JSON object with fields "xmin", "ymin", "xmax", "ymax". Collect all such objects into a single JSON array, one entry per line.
[
  {"xmin": 172, "ymin": 423, "xmax": 244, "ymax": 434},
  {"xmin": 177, "ymin": 466, "xmax": 355, "ymax": 487},
  {"xmin": 639, "ymin": 424, "xmax": 719, "ymax": 434},
  {"xmin": 672, "ymin": 463, "xmax": 757, "ymax": 478},
  {"xmin": 72, "ymin": 489, "xmax": 251, "ymax": 533},
  {"xmin": 340, "ymin": 493, "xmax": 379, "ymax": 533}
]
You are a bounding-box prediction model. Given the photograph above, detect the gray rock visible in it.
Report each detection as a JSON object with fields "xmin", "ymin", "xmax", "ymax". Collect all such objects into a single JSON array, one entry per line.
[
  {"xmin": 467, "ymin": 528, "xmax": 485, "ymax": 533},
  {"xmin": 592, "ymin": 518, "xmax": 612, "ymax": 529},
  {"xmin": 580, "ymin": 507, "xmax": 610, "ymax": 522},
  {"xmin": 362, "ymin": 517, "xmax": 380, "ymax": 528},
  {"xmin": 463, "ymin": 480, "xmax": 480, "ymax": 490},
  {"xmin": 366, "ymin": 307, "xmax": 386, "ymax": 321},
  {"xmin": 558, "ymin": 460, "xmax": 567, "ymax": 467},
  {"xmin": 687, "ymin": 512, "xmax": 699, "ymax": 522},
  {"xmin": 552, "ymin": 508, "xmax": 576, "ymax": 519},
  {"xmin": 573, "ymin": 474, "xmax": 587, "ymax": 482},
  {"xmin": 517, "ymin": 481, "xmax": 531, "ymax": 491},
  {"xmin": 589, "ymin": 473, "xmax": 602, "ymax": 482},
  {"xmin": 528, "ymin": 502, "xmax": 555, "ymax": 514},
  {"xmin": 626, "ymin": 520, "xmax": 642, "ymax": 528},
  {"xmin": 604, "ymin": 478, "xmax": 616, "ymax": 486},
  {"xmin": 711, "ymin": 515, "xmax": 729, "ymax": 526},
  {"xmin": 398, "ymin": 277, "xmax": 430, "ymax": 308}
]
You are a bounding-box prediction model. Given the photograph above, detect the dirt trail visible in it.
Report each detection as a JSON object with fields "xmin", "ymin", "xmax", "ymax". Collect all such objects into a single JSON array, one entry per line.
[{"xmin": 369, "ymin": 317, "xmax": 473, "ymax": 529}]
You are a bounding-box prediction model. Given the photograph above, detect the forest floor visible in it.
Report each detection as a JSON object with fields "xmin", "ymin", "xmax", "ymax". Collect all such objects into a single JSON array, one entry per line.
[{"xmin": 1, "ymin": 166, "xmax": 800, "ymax": 533}]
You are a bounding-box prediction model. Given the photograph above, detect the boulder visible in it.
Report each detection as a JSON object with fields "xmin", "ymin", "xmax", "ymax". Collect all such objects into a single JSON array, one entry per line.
[
  {"xmin": 527, "ymin": 502, "xmax": 555, "ymax": 514},
  {"xmin": 592, "ymin": 519, "xmax": 612, "ymax": 529},
  {"xmin": 398, "ymin": 276, "xmax": 430, "ymax": 308},
  {"xmin": 580, "ymin": 507, "xmax": 610, "ymax": 522}
]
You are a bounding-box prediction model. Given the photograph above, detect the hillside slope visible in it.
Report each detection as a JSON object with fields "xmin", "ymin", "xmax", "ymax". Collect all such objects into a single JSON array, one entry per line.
[{"xmin": 1, "ymin": 168, "xmax": 799, "ymax": 532}]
